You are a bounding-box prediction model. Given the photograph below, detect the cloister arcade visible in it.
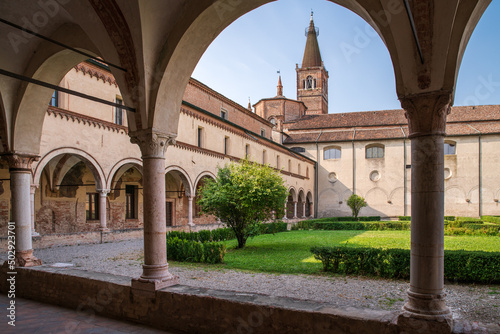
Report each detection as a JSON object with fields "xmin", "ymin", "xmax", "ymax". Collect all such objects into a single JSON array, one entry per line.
[{"xmin": 0, "ymin": 0, "xmax": 493, "ymax": 332}]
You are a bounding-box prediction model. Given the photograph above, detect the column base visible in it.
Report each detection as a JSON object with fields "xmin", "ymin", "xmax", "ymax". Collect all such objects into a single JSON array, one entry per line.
[
  {"xmin": 397, "ymin": 290, "xmax": 452, "ymax": 333},
  {"xmin": 99, "ymin": 227, "xmax": 110, "ymax": 232},
  {"xmin": 132, "ymin": 263, "xmax": 179, "ymax": 291},
  {"xmin": 31, "ymin": 231, "xmax": 40, "ymax": 237},
  {"xmin": 15, "ymin": 249, "xmax": 42, "ymax": 267}
]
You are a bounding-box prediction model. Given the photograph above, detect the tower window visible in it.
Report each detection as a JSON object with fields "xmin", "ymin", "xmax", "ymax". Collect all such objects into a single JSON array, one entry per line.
[
  {"xmin": 220, "ymin": 108, "xmax": 228, "ymax": 120},
  {"xmin": 261, "ymin": 128, "xmax": 266, "ymax": 137},
  {"xmin": 314, "ymin": 79, "xmax": 317, "ymax": 88},
  {"xmin": 306, "ymin": 76, "xmax": 313, "ymax": 89}
]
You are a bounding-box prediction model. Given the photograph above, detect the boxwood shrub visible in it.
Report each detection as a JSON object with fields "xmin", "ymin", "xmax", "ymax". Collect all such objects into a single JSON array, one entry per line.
[
  {"xmin": 167, "ymin": 237, "xmax": 226, "ymax": 264},
  {"xmin": 311, "ymin": 246, "xmax": 500, "ymax": 283}
]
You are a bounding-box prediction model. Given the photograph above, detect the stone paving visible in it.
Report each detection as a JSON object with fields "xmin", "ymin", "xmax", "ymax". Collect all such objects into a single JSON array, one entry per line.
[{"xmin": 0, "ymin": 294, "xmax": 173, "ymax": 334}]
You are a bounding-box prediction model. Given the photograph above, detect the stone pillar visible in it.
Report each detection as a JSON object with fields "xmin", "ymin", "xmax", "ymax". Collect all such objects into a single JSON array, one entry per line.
[
  {"xmin": 293, "ymin": 201, "xmax": 298, "ymax": 219},
  {"xmin": 30, "ymin": 185, "xmax": 39, "ymax": 237},
  {"xmin": 5, "ymin": 154, "xmax": 42, "ymax": 267},
  {"xmin": 397, "ymin": 92, "xmax": 453, "ymax": 332},
  {"xmin": 130, "ymin": 130, "xmax": 179, "ymax": 291},
  {"xmin": 187, "ymin": 195, "xmax": 195, "ymax": 226},
  {"xmin": 283, "ymin": 202, "xmax": 288, "ymax": 220},
  {"xmin": 310, "ymin": 202, "xmax": 314, "ymax": 218},
  {"xmin": 98, "ymin": 190, "xmax": 110, "ymax": 231},
  {"xmin": 302, "ymin": 202, "xmax": 306, "ymax": 218}
]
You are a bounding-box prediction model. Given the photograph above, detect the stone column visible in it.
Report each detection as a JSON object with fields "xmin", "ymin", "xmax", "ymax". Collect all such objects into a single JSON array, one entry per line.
[
  {"xmin": 302, "ymin": 202, "xmax": 306, "ymax": 218},
  {"xmin": 130, "ymin": 130, "xmax": 179, "ymax": 291},
  {"xmin": 397, "ymin": 91, "xmax": 453, "ymax": 331},
  {"xmin": 310, "ymin": 202, "xmax": 314, "ymax": 218},
  {"xmin": 98, "ymin": 190, "xmax": 110, "ymax": 231},
  {"xmin": 30, "ymin": 185, "xmax": 39, "ymax": 237},
  {"xmin": 187, "ymin": 195, "xmax": 195, "ymax": 226},
  {"xmin": 283, "ymin": 202, "xmax": 288, "ymax": 220},
  {"xmin": 293, "ymin": 201, "xmax": 298, "ymax": 219},
  {"xmin": 5, "ymin": 154, "xmax": 42, "ymax": 267}
]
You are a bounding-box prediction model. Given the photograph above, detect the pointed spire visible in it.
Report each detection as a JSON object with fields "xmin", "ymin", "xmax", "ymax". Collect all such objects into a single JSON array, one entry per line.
[
  {"xmin": 301, "ymin": 11, "xmax": 322, "ymax": 68},
  {"xmin": 248, "ymin": 97, "xmax": 252, "ymax": 111},
  {"xmin": 277, "ymin": 73, "xmax": 283, "ymax": 96}
]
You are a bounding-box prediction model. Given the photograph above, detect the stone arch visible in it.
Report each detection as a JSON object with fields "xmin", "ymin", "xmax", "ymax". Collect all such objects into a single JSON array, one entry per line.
[
  {"xmin": 148, "ymin": 1, "xmax": 489, "ymax": 137},
  {"xmin": 298, "ymin": 189, "xmax": 306, "ymax": 202},
  {"xmin": 288, "ymin": 187, "xmax": 297, "ymax": 202},
  {"xmin": 445, "ymin": 186, "xmax": 467, "ymax": 204},
  {"xmin": 193, "ymin": 171, "xmax": 216, "ymax": 218},
  {"xmin": 11, "ymin": 24, "xmax": 105, "ymax": 155},
  {"xmin": 0, "ymin": 92, "xmax": 8, "ymax": 153},
  {"xmin": 365, "ymin": 187, "xmax": 389, "ymax": 205},
  {"xmin": 106, "ymin": 158, "xmax": 143, "ymax": 191},
  {"xmin": 165, "ymin": 165, "xmax": 194, "ymax": 196},
  {"xmin": 33, "ymin": 147, "xmax": 106, "ymax": 190}
]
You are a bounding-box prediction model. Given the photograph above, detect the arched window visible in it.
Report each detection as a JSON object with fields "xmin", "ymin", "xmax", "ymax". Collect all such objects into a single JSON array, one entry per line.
[
  {"xmin": 306, "ymin": 76, "xmax": 313, "ymax": 89},
  {"xmin": 298, "ymin": 164, "xmax": 301, "ymax": 175},
  {"xmin": 324, "ymin": 146, "xmax": 341, "ymax": 160},
  {"xmin": 269, "ymin": 118, "xmax": 276, "ymax": 126},
  {"xmin": 444, "ymin": 141, "xmax": 456, "ymax": 155},
  {"xmin": 313, "ymin": 78, "xmax": 317, "ymax": 88},
  {"xmin": 366, "ymin": 144, "xmax": 385, "ymax": 159},
  {"xmin": 288, "ymin": 159, "xmax": 291, "ymax": 172}
]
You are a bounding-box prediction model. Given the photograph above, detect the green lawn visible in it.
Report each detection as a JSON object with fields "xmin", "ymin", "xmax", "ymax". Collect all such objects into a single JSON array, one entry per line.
[{"xmin": 216, "ymin": 230, "xmax": 500, "ymax": 275}]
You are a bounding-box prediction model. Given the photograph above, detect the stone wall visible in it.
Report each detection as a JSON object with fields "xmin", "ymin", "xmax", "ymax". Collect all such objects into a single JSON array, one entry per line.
[{"xmin": 0, "ymin": 266, "xmax": 400, "ymax": 334}]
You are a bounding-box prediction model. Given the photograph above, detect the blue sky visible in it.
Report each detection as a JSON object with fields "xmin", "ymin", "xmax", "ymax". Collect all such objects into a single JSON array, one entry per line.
[{"xmin": 192, "ymin": 0, "xmax": 500, "ymax": 113}]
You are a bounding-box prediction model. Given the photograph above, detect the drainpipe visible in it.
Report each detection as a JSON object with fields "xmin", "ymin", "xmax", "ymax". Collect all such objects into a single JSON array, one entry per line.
[
  {"xmin": 352, "ymin": 129, "xmax": 356, "ymax": 194},
  {"xmin": 315, "ymin": 130, "xmax": 323, "ymax": 218},
  {"xmin": 468, "ymin": 124, "xmax": 482, "ymax": 217},
  {"xmin": 401, "ymin": 126, "xmax": 408, "ymax": 216}
]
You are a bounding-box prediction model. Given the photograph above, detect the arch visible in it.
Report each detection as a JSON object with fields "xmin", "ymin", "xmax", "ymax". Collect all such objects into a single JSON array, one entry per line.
[
  {"xmin": 298, "ymin": 189, "xmax": 306, "ymax": 202},
  {"xmin": 194, "ymin": 171, "xmax": 217, "ymax": 194},
  {"xmin": 106, "ymin": 158, "xmax": 143, "ymax": 190},
  {"xmin": 11, "ymin": 24, "xmax": 105, "ymax": 154},
  {"xmin": 287, "ymin": 187, "xmax": 297, "ymax": 202},
  {"xmin": 306, "ymin": 191, "xmax": 313, "ymax": 202},
  {"xmin": 165, "ymin": 165, "xmax": 194, "ymax": 196},
  {"xmin": 33, "ymin": 148, "xmax": 106, "ymax": 190},
  {"xmin": 365, "ymin": 187, "xmax": 389, "ymax": 204},
  {"xmin": 444, "ymin": 140, "xmax": 457, "ymax": 155},
  {"xmin": 445, "ymin": 186, "xmax": 467, "ymax": 204}
]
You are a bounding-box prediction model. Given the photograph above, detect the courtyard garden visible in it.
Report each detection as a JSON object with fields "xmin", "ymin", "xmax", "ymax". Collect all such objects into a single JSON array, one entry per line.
[{"xmin": 166, "ymin": 216, "xmax": 500, "ymax": 284}]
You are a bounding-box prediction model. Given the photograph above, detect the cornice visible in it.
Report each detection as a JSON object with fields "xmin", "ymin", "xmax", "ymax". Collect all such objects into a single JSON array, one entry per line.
[{"xmin": 74, "ymin": 63, "xmax": 118, "ymax": 87}]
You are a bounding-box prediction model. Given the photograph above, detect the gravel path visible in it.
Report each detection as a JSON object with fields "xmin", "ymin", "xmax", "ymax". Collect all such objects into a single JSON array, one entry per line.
[{"xmin": 4, "ymin": 239, "xmax": 499, "ymax": 325}]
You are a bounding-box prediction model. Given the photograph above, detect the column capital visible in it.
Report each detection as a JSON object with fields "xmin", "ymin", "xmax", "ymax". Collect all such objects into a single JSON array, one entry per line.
[
  {"xmin": 30, "ymin": 184, "xmax": 39, "ymax": 194},
  {"xmin": 3, "ymin": 153, "xmax": 39, "ymax": 171},
  {"xmin": 129, "ymin": 129, "xmax": 177, "ymax": 158},
  {"xmin": 97, "ymin": 189, "xmax": 110, "ymax": 196},
  {"xmin": 400, "ymin": 91, "xmax": 452, "ymax": 138}
]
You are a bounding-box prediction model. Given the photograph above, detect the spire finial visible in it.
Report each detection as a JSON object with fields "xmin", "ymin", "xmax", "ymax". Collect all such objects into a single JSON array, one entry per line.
[
  {"xmin": 277, "ymin": 70, "xmax": 283, "ymax": 96},
  {"xmin": 248, "ymin": 97, "xmax": 252, "ymax": 111},
  {"xmin": 311, "ymin": 9, "xmax": 314, "ymax": 20}
]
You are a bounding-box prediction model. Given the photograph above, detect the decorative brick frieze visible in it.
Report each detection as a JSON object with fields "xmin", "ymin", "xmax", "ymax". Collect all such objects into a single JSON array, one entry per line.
[
  {"xmin": 47, "ymin": 106, "xmax": 128, "ymax": 134},
  {"xmin": 74, "ymin": 63, "xmax": 118, "ymax": 87}
]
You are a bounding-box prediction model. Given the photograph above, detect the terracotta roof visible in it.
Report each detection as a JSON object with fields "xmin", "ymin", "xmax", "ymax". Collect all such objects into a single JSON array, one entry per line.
[
  {"xmin": 301, "ymin": 14, "xmax": 322, "ymax": 68},
  {"xmin": 285, "ymin": 105, "xmax": 500, "ymax": 131},
  {"xmin": 284, "ymin": 105, "xmax": 500, "ymax": 144}
]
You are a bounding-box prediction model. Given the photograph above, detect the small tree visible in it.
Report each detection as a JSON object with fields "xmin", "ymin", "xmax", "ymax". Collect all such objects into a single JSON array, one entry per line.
[
  {"xmin": 197, "ymin": 159, "xmax": 288, "ymax": 248},
  {"xmin": 347, "ymin": 194, "xmax": 367, "ymax": 221}
]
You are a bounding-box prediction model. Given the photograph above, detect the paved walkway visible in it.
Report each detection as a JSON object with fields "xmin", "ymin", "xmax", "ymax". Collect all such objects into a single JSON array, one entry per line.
[{"xmin": 0, "ymin": 294, "xmax": 172, "ymax": 334}]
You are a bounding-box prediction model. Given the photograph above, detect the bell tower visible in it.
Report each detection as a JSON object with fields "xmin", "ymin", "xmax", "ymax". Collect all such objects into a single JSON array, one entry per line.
[{"xmin": 296, "ymin": 12, "xmax": 329, "ymax": 115}]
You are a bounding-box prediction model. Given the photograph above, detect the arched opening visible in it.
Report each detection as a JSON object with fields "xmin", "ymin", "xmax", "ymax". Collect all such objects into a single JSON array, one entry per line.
[
  {"xmin": 194, "ymin": 173, "xmax": 217, "ymax": 224},
  {"xmin": 165, "ymin": 167, "xmax": 193, "ymax": 227},
  {"xmin": 33, "ymin": 153, "xmax": 106, "ymax": 234}
]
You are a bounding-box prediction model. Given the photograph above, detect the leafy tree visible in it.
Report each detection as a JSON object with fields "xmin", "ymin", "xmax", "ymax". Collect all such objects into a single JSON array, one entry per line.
[
  {"xmin": 347, "ymin": 194, "xmax": 367, "ymax": 220},
  {"xmin": 197, "ymin": 159, "xmax": 288, "ymax": 248}
]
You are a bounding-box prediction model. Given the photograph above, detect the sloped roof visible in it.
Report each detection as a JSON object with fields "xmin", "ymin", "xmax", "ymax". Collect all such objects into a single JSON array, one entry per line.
[{"xmin": 301, "ymin": 15, "xmax": 322, "ymax": 68}]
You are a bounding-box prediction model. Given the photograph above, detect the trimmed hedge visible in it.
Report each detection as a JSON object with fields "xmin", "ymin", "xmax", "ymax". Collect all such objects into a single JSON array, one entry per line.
[
  {"xmin": 311, "ymin": 246, "xmax": 500, "ymax": 283},
  {"xmin": 302, "ymin": 216, "xmax": 381, "ymax": 223},
  {"xmin": 444, "ymin": 226, "xmax": 500, "ymax": 236},
  {"xmin": 259, "ymin": 222, "xmax": 288, "ymax": 234},
  {"xmin": 292, "ymin": 220, "xmax": 410, "ymax": 231},
  {"xmin": 482, "ymin": 216, "xmax": 500, "ymax": 225},
  {"xmin": 400, "ymin": 216, "xmax": 455, "ymax": 222},
  {"xmin": 167, "ymin": 237, "xmax": 226, "ymax": 264},
  {"xmin": 167, "ymin": 227, "xmax": 235, "ymax": 243}
]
